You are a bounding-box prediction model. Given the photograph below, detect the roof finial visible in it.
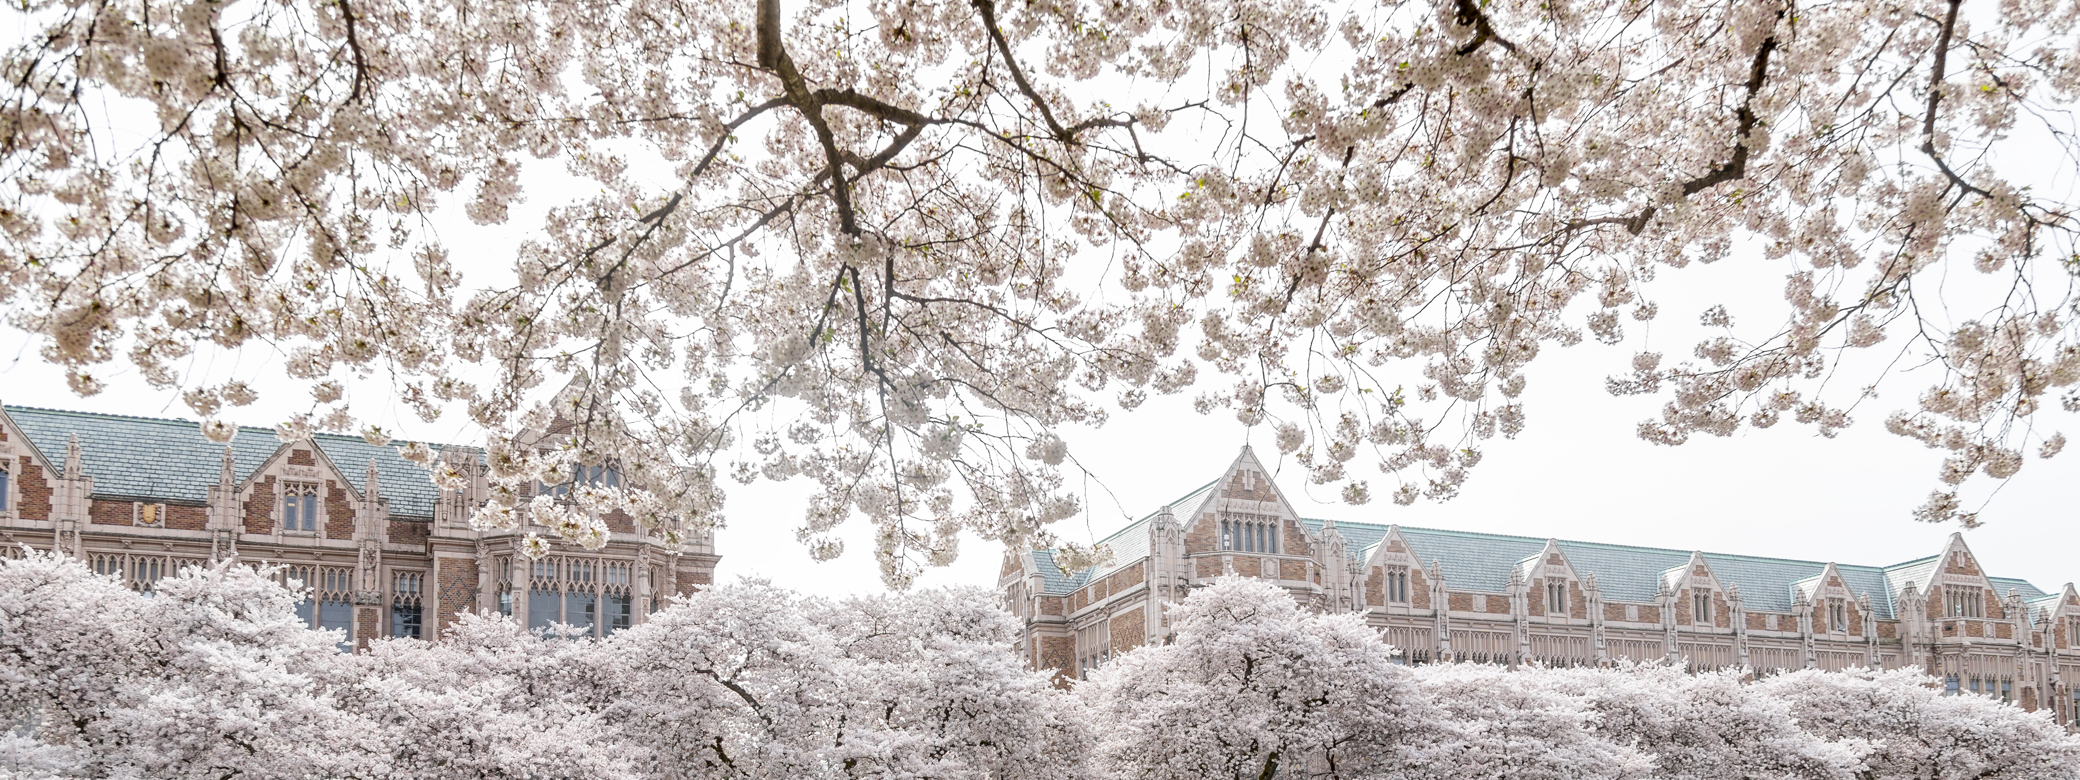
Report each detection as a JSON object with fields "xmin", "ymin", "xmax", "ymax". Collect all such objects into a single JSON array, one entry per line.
[
  {"xmin": 366, "ymin": 458, "xmax": 382, "ymax": 498},
  {"xmin": 219, "ymin": 446, "xmax": 236, "ymax": 486},
  {"xmin": 64, "ymin": 433, "xmax": 82, "ymax": 480}
]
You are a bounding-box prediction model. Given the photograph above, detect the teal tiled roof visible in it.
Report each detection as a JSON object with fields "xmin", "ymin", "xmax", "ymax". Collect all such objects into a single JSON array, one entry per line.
[
  {"xmin": 4, "ymin": 406, "xmax": 447, "ymax": 519},
  {"xmin": 1292, "ymin": 519, "xmax": 2048, "ymax": 620}
]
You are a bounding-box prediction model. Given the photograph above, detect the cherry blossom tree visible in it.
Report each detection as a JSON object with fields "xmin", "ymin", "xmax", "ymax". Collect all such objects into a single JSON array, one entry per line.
[
  {"xmin": 1408, "ymin": 663, "xmax": 1655, "ymax": 780},
  {"xmin": 1080, "ymin": 577, "xmax": 1437, "ymax": 780},
  {"xmin": 4, "ymin": 0, "xmax": 2077, "ymax": 581},
  {"xmin": 1530, "ymin": 664, "xmax": 1864, "ymax": 780},
  {"xmin": 0, "ymin": 551, "xmax": 381, "ymax": 779},
  {"xmin": 1755, "ymin": 668, "xmax": 2080, "ymax": 780}
]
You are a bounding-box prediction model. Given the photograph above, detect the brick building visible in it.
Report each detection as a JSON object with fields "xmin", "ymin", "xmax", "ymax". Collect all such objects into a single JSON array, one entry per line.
[
  {"xmin": 0, "ymin": 403, "xmax": 717, "ymax": 648},
  {"xmin": 1003, "ymin": 447, "xmax": 2080, "ymax": 726}
]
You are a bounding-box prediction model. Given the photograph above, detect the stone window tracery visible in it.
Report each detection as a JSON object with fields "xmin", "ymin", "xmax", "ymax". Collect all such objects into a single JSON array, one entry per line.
[
  {"xmin": 527, "ymin": 556, "xmax": 633, "ymax": 637},
  {"xmin": 279, "ymin": 564, "xmax": 354, "ymax": 652},
  {"xmin": 281, "ymin": 482, "xmax": 320, "ymax": 533},
  {"xmin": 391, "ymin": 570, "xmax": 424, "ymax": 639},
  {"xmin": 1547, "ymin": 580, "xmax": 1568, "ymax": 615},
  {"xmin": 1219, "ymin": 514, "xmax": 1278, "ymax": 554},
  {"xmin": 1945, "ymin": 585, "xmax": 1984, "ymax": 618}
]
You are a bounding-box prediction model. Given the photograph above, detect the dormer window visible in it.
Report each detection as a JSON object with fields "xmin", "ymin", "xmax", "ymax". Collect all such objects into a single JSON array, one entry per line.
[
  {"xmin": 1945, "ymin": 585, "xmax": 1984, "ymax": 618},
  {"xmin": 281, "ymin": 483, "xmax": 319, "ymax": 532},
  {"xmin": 1547, "ymin": 580, "xmax": 1568, "ymax": 615},
  {"xmin": 1692, "ymin": 590, "xmax": 1711, "ymax": 624},
  {"xmin": 1218, "ymin": 515, "xmax": 1279, "ymax": 554},
  {"xmin": 1385, "ymin": 566, "xmax": 1411, "ymax": 604}
]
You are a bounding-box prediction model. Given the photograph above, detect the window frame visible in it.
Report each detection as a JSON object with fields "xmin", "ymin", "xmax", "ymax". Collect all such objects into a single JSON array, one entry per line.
[
  {"xmin": 0, "ymin": 460, "xmax": 11, "ymax": 513},
  {"xmin": 1692, "ymin": 589, "xmax": 1711, "ymax": 625},
  {"xmin": 280, "ymin": 482, "xmax": 321, "ymax": 534},
  {"xmin": 1548, "ymin": 580, "xmax": 1569, "ymax": 616},
  {"xmin": 525, "ymin": 555, "xmax": 636, "ymax": 638}
]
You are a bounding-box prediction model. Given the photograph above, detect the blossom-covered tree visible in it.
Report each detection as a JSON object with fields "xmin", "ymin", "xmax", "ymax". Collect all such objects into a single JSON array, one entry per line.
[
  {"xmin": 4, "ymin": 0, "xmax": 2077, "ymax": 581},
  {"xmin": 1080, "ymin": 577, "xmax": 1437, "ymax": 780},
  {"xmin": 1756, "ymin": 668, "xmax": 2080, "ymax": 780},
  {"xmin": 6, "ymin": 557, "xmax": 2080, "ymax": 779},
  {"xmin": 0, "ymin": 552, "xmax": 1083, "ymax": 780}
]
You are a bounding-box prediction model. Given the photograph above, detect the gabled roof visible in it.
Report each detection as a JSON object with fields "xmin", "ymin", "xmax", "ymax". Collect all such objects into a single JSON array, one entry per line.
[
  {"xmin": 1029, "ymin": 480, "xmax": 1219, "ymax": 596},
  {"xmin": 2, "ymin": 405, "xmax": 446, "ymax": 519},
  {"xmin": 1292, "ymin": 519, "xmax": 2050, "ymax": 620}
]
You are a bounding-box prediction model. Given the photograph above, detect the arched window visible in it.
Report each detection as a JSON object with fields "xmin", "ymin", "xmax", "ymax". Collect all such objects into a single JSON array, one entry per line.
[{"xmin": 281, "ymin": 483, "xmax": 319, "ymax": 532}]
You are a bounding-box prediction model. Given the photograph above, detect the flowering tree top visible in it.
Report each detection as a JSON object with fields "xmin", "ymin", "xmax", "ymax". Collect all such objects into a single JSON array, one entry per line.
[{"xmin": 3, "ymin": 0, "xmax": 2075, "ymax": 584}]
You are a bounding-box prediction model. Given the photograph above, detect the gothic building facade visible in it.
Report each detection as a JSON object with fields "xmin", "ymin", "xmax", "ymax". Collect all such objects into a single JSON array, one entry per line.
[
  {"xmin": 0, "ymin": 404, "xmax": 718, "ymax": 649},
  {"xmin": 1002, "ymin": 448, "xmax": 2080, "ymax": 727}
]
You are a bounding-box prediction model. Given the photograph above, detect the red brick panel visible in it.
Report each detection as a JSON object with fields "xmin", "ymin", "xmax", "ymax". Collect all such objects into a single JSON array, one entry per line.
[
  {"xmin": 14, "ymin": 460, "xmax": 51, "ymax": 521},
  {"xmin": 1715, "ymin": 594, "xmax": 1731, "ymax": 628},
  {"xmin": 88, "ymin": 499, "xmax": 130, "ymax": 526},
  {"xmin": 435, "ymin": 558, "xmax": 477, "ymax": 635},
  {"xmin": 1365, "ymin": 567, "xmax": 1382, "ymax": 607},
  {"xmin": 1195, "ymin": 557, "xmax": 1220, "ymax": 577},
  {"xmin": 1184, "ymin": 514, "xmax": 1217, "ymax": 554},
  {"xmin": 324, "ymin": 481, "xmax": 355, "ymax": 538},
  {"xmin": 1877, "ymin": 621, "xmax": 1897, "ymax": 639},
  {"xmin": 1449, "ymin": 592, "xmax": 1473, "ymax": 611},
  {"xmin": 1110, "ymin": 608, "xmax": 1146, "ymax": 655},
  {"xmin": 288, "ymin": 448, "xmax": 315, "ymax": 466},
  {"xmin": 1281, "ymin": 521, "xmax": 1311, "ymax": 557},
  {"xmin": 244, "ymin": 476, "xmax": 277, "ymax": 534},
  {"xmin": 1608, "ymin": 603, "xmax": 1630, "ymax": 622},
  {"xmin": 1279, "ymin": 559, "xmax": 1305, "ymax": 581},
  {"xmin": 165, "ymin": 504, "xmax": 208, "ymax": 531},
  {"xmin": 355, "ymin": 606, "xmax": 379, "ymax": 653},
  {"xmin": 1638, "ymin": 605, "xmax": 1661, "ymax": 623},
  {"xmin": 1570, "ymin": 583, "xmax": 1587, "ymax": 618},
  {"xmin": 1038, "ymin": 635, "xmax": 1075, "ymax": 687},
  {"xmin": 1746, "ymin": 612, "xmax": 1768, "ymax": 631},
  {"xmin": 1529, "ymin": 581, "xmax": 1546, "ymax": 615},
  {"xmin": 1487, "ymin": 596, "xmax": 1511, "ymax": 614},
  {"xmin": 387, "ymin": 519, "xmax": 429, "ymax": 546},
  {"xmin": 604, "ymin": 509, "xmax": 636, "ymax": 535},
  {"xmin": 1410, "ymin": 570, "xmax": 1431, "ymax": 609}
]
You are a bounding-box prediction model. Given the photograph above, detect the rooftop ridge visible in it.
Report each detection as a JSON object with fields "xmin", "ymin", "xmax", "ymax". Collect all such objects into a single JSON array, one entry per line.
[
  {"xmin": 1296, "ymin": 517, "xmax": 1958, "ymax": 574},
  {"xmin": 4, "ymin": 403, "xmax": 452, "ymax": 449}
]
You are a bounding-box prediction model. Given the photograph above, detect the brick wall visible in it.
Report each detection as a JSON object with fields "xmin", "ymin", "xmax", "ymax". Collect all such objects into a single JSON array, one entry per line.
[
  {"xmin": 1184, "ymin": 514, "xmax": 1217, "ymax": 554},
  {"xmin": 1529, "ymin": 580, "xmax": 1545, "ymax": 615},
  {"xmin": 1040, "ymin": 597, "xmax": 1064, "ymax": 616},
  {"xmin": 1746, "ymin": 612, "xmax": 1768, "ymax": 630},
  {"xmin": 1411, "ymin": 569, "xmax": 1430, "ymax": 609},
  {"xmin": 1638, "ymin": 605, "xmax": 1660, "ymax": 623},
  {"xmin": 1001, "ymin": 553, "xmax": 1022, "ymax": 578},
  {"xmin": 245, "ymin": 476, "xmax": 277, "ymax": 534},
  {"xmin": 435, "ymin": 557, "xmax": 477, "ymax": 634},
  {"xmin": 1715, "ymin": 594, "xmax": 1731, "ymax": 628},
  {"xmin": 1609, "ymin": 603, "xmax": 1630, "ymax": 622},
  {"xmin": 288, "ymin": 448, "xmax": 315, "ymax": 466},
  {"xmin": 1365, "ymin": 567, "xmax": 1382, "ymax": 607},
  {"xmin": 1281, "ymin": 520, "xmax": 1310, "ymax": 558},
  {"xmin": 355, "ymin": 606, "xmax": 379, "ymax": 652},
  {"xmin": 1449, "ymin": 592, "xmax": 1472, "ymax": 611},
  {"xmin": 88, "ymin": 499, "xmax": 129, "ymax": 526},
  {"xmin": 165, "ymin": 503, "xmax": 207, "ymax": 531},
  {"xmin": 1487, "ymin": 595, "xmax": 1511, "ymax": 614},
  {"xmin": 1038, "ymin": 635, "xmax": 1075, "ymax": 686},
  {"xmin": 387, "ymin": 519, "xmax": 429, "ymax": 546},
  {"xmin": 324, "ymin": 481, "xmax": 354, "ymax": 538},
  {"xmin": 1570, "ymin": 583, "xmax": 1587, "ymax": 618},
  {"xmin": 1196, "ymin": 557, "xmax": 1219, "ymax": 577},
  {"xmin": 1279, "ymin": 559, "xmax": 1305, "ymax": 581},
  {"xmin": 604, "ymin": 508, "xmax": 636, "ymax": 535},
  {"xmin": 14, "ymin": 460, "xmax": 50, "ymax": 520},
  {"xmin": 1877, "ymin": 621, "xmax": 1897, "ymax": 639},
  {"xmin": 1109, "ymin": 608, "xmax": 1146, "ymax": 655},
  {"xmin": 1674, "ymin": 590, "xmax": 1692, "ymax": 624}
]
